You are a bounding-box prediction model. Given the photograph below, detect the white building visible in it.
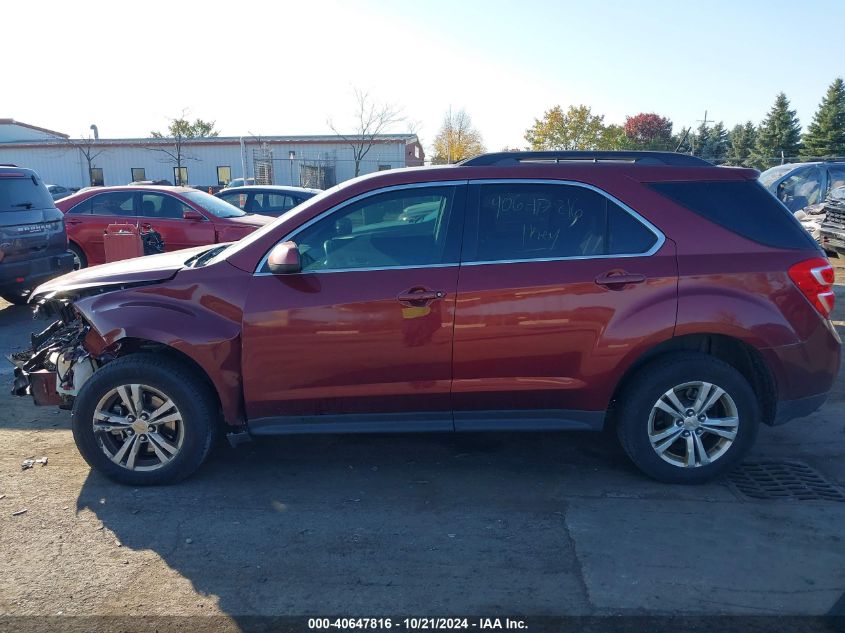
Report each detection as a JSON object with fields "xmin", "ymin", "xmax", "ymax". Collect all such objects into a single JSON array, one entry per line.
[{"xmin": 0, "ymin": 119, "xmax": 425, "ymax": 190}]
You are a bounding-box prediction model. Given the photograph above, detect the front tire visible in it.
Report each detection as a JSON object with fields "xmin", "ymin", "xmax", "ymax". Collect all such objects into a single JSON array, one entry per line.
[
  {"xmin": 616, "ymin": 353, "xmax": 759, "ymax": 484},
  {"xmin": 72, "ymin": 354, "xmax": 218, "ymax": 485}
]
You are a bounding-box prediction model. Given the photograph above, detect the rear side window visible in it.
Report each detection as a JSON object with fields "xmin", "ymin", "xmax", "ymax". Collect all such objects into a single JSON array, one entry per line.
[
  {"xmin": 468, "ymin": 183, "xmax": 658, "ymax": 262},
  {"xmin": 649, "ymin": 180, "xmax": 817, "ymax": 250},
  {"xmin": 90, "ymin": 192, "xmax": 135, "ymax": 217},
  {"xmin": 0, "ymin": 173, "xmax": 55, "ymax": 212}
]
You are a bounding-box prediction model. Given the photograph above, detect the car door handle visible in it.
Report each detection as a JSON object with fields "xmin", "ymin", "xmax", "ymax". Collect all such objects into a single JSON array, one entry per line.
[
  {"xmin": 397, "ymin": 287, "xmax": 446, "ymax": 306},
  {"xmin": 65, "ymin": 219, "xmax": 82, "ymax": 225},
  {"xmin": 595, "ymin": 271, "xmax": 646, "ymax": 288}
]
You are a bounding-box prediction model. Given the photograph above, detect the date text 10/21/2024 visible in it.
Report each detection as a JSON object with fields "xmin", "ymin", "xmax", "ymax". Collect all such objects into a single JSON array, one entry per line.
[{"xmin": 307, "ymin": 617, "xmax": 528, "ymax": 630}]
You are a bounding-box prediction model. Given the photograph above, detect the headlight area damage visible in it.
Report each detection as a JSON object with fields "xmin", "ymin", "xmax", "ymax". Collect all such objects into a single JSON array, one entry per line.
[{"xmin": 11, "ymin": 293, "xmax": 123, "ymax": 407}]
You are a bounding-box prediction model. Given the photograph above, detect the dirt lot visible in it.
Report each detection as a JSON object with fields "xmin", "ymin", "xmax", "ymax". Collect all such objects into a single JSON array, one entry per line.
[{"xmin": 1, "ymin": 262, "xmax": 844, "ymax": 629}]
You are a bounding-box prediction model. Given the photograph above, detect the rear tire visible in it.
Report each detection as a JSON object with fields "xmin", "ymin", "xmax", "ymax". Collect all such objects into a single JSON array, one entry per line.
[
  {"xmin": 72, "ymin": 353, "xmax": 218, "ymax": 485},
  {"xmin": 616, "ymin": 352, "xmax": 759, "ymax": 484},
  {"xmin": 68, "ymin": 243, "xmax": 87, "ymax": 269}
]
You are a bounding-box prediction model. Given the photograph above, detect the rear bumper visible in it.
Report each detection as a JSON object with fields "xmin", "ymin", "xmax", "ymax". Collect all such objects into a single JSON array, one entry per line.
[
  {"xmin": 0, "ymin": 252, "xmax": 74, "ymax": 292},
  {"xmin": 771, "ymin": 392, "xmax": 830, "ymax": 426}
]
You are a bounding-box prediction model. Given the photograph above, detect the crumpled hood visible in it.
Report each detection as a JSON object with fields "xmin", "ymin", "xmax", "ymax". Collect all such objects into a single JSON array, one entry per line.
[{"xmin": 31, "ymin": 244, "xmax": 213, "ymax": 298}]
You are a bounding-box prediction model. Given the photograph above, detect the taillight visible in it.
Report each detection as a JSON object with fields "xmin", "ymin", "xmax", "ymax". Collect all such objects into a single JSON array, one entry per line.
[{"xmin": 788, "ymin": 258, "xmax": 836, "ymax": 318}]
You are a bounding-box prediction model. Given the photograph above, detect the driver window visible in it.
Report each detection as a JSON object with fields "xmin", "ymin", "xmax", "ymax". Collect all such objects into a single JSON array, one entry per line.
[
  {"xmin": 293, "ymin": 186, "xmax": 456, "ymax": 272},
  {"xmin": 777, "ymin": 167, "xmax": 822, "ymax": 211}
]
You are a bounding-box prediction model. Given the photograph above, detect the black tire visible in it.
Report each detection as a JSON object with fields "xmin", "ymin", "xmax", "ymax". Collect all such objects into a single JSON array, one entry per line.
[
  {"xmin": 68, "ymin": 242, "xmax": 87, "ymax": 269},
  {"xmin": 1, "ymin": 290, "xmax": 31, "ymax": 305},
  {"xmin": 72, "ymin": 353, "xmax": 218, "ymax": 485},
  {"xmin": 616, "ymin": 352, "xmax": 760, "ymax": 484}
]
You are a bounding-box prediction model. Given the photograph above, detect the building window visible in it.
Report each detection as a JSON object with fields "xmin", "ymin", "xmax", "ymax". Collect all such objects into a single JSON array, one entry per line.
[
  {"xmin": 217, "ymin": 166, "xmax": 232, "ymax": 186},
  {"xmin": 173, "ymin": 167, "xmax": 188, "ymax": 186},
  {"xmin": 378, "ymin": 164, "xmax": 392, "ymax": 171},
  {"xmin": 131, "ymin": 168, "xmax": 146, "ymax": 182},
  {"xmin": 90, "ymin": 168, "xmax": 104, "ymax": 187}
]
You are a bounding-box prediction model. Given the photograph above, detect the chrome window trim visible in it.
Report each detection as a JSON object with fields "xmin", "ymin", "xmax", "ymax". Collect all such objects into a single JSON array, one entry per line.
[
  {"xmin": 464, "ymin": 179, "xmax": 665, "ymax": 264},
  {"xmin": 270, "ymin": 263, "xmax": 459, "ymax": 275},
  {"xmin": 253, "ymin": 177, "xmax": 664, "ymax": 276},
  {"xmin": 254, "ymin": 180, "xmax": 468, "ymax": 275}
]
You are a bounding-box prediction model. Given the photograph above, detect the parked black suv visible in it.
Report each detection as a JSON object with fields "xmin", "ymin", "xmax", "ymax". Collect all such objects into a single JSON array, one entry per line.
[{"xmin": 0, "ymin": 167, "xmax": 75, "ymax": 304}]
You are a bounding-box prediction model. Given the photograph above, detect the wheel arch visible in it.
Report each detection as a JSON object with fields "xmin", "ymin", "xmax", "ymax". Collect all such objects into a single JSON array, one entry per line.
[
  {"xmin": 67, "ymin": 240, "xmax": 88, "ymax": 267},
  {"xmin": 607, "ymin": 333, "xmax": 778, "ymax": 428},
  {"xmin": 73, "ymin": 294, "xmax": 245, "ymax": 427}
]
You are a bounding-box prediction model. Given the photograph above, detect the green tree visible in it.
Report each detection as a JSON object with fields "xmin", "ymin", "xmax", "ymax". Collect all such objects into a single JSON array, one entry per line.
[
  {"xmin": 701, "ymin": 121, "xmax": 729, "ymax": 162},
  {"xmin": 597, "ymin": 124, "xmax": 630, "ymax": 150},
  {"xmin": 692, "ymin": 121, "xmax": 710, "ymax": 157},
  {"xmin": 725, "ymin": 121, "xmax": 757, "ymax": 166},
  {"xmin": 148, "ymin": 111, "xmax": 219, "ymax": 185},
  {"xmin": 801, "ymin": 77, "xmax": 845, "ymax": 159},
  {"xmin": 525, "ymin": 105, "xmax": 607, "ymax": 150},
  {"xmin": 751, "ymin": 92, "xmax": 801, "ymax": 169}
]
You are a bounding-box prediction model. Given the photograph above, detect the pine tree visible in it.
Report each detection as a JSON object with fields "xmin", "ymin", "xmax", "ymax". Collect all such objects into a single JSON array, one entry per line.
[
  {"xmin": 752, "ymin": 92, "xmax": 801, "ymax": 169},
  {"xmin": 692, "ymin": 121, "xmax": 710, "ymax": 157},
  {"xmin": 726, "ymin": 121, "xmax": 757, "ymax": 166},
  {"xmin": 701, "ymin": 121, "xmax": 729, "ymax": 162},
  {"xmin": 801, "ymin": 78, "xmax": 845, "ymax": 159}
]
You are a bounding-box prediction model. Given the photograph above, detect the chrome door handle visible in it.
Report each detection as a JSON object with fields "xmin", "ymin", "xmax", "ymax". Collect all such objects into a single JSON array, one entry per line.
[{"xmin": 397, "ymin": 287, "xmax": 446, "ymax": 305}]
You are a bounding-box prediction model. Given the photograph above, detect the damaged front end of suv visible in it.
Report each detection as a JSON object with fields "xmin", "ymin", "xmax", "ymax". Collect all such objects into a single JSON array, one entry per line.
[{"xmin": 11, "ymin": 287, "xmax": 144, "ymax": 408}]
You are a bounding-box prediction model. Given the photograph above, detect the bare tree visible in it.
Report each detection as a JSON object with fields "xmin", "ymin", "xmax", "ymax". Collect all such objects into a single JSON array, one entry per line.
[
  {"xmin": 64, "ymin": 135, "xmax": 106, "ymax": 185},
  {"xmin": 147, "ymin": 109, "xmax": 218, "ymax": 185},
  {"xmin": 328, "ymin": 88, "xmax": 405, "ymax": 177}
]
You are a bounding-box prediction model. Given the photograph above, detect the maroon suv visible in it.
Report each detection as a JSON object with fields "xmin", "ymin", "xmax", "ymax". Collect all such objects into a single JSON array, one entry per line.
[{"xmin": 12, "ymin": 151, "xmax": 840, "ymax": 485}]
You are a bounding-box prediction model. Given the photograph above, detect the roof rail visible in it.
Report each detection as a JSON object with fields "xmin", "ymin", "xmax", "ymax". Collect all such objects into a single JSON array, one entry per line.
[{"xmin": 459, "ymin": 151, "xmax": 712, "ymax": 167}]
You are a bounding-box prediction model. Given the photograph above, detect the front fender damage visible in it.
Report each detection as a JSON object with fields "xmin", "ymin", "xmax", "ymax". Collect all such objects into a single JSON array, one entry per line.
[{"xmin": 10, "ymin": 290, "xmax": 128, "ymax": 407}]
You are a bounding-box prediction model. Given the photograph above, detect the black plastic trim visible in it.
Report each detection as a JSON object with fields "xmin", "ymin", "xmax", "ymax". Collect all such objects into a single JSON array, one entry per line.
[
  {"xmin": 460, "ymin": 151, "xmax": 711, "ymax": 167},
  {"xmin": 247, "ymin": 409, "xmax": 606, "ymax": 435},
  {"xmin": 771, "ymin": 392, "xmax": 829, "ymax": 426}
]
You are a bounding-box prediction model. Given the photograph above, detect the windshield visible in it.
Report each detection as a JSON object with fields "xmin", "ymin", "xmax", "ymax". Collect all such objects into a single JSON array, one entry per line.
[
  {"xmin": 182, "ymin": 190, "xmax": 247, "ymax": 218},
  {"xmin": 758, "ymin": 165, "xmax": 795, "ymax": 190},
  {"xmin": 0, "ymin": 173, "xmax": 56, "ymax": 212}
]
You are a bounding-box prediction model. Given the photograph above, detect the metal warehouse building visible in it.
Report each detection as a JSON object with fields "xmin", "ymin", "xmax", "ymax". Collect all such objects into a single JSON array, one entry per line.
[{"xmin": 0, "ymin": 119, "xmax": 425, "ymax": 190}]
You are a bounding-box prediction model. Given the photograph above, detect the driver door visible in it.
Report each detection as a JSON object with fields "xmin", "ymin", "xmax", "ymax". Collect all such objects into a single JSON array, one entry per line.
[{"xmin": 241, "ymin": 183, "xmax": 466, "ymax": 430}]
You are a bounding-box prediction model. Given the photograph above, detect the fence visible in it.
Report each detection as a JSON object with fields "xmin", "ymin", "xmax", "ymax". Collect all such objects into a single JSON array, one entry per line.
[{"xmin": 251, "ymin": 150, "xmax": 403, "ymax": 189}]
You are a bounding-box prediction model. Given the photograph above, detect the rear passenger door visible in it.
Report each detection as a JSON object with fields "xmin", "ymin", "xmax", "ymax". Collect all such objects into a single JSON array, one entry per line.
[
  {"xmin": 65, "ymin": 191, "xmax": 136, "ymax": 265},
  {"xmin": 451, "ymin": 180, "xmax": 678, "ymax": 429}
]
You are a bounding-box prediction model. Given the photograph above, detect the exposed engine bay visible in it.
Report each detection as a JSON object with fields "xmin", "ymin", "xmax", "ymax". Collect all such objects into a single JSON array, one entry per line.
[{"xmin": 10, "ymin": 294, "xmax": 120, "ymax": 407}]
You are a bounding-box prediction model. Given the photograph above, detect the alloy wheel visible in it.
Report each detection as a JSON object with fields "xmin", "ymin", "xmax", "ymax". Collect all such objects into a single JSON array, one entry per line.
[
  {"xmin": 92, "ymin": 384, "xmax": 184, "ymax": 471},
  {"xmin": 647, "ymin": 381, "xmax": 739, "ymax": 468}
]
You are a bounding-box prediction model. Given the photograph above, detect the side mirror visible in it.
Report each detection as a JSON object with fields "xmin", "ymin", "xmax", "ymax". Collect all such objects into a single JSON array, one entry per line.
[
  {"xmin": 267, "ymin": 241, "xmax": 301, "ymax": 275},
  {"xmin": 183, "ymin": 209, "xmax": 205, "ymax": 221}
]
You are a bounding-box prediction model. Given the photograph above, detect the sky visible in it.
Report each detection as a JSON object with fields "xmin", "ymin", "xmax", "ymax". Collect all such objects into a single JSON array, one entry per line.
[{"xmin": 4, "ymin": 0, "xmax": 844, "ymax": 154}]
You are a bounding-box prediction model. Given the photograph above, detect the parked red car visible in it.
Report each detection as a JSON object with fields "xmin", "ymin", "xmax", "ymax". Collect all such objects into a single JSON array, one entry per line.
[
  {"xmin": 55, "ymin": 186, "xmax": 271, "ymax": 268},
  {"xmin": 13, "ymin": 152, "xmax": 840, "ymax": 485}
]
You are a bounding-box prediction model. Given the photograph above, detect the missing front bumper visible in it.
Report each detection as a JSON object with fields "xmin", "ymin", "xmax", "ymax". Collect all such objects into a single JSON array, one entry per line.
[{"xmin": 14, "ymin": 368, "xmax": 63, "ymax": 406}]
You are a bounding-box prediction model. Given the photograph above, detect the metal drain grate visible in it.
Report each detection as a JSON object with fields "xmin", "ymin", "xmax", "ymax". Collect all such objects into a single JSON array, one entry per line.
[{"xmin": 726, "ymin": 460, "xmax": 845, "ymax": 502}]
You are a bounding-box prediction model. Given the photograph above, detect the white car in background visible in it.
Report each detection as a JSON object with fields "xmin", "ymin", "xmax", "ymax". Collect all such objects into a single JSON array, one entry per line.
[{"xmin": 45, "ymin": 184, "xmax": 75, "ymax": 201}]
